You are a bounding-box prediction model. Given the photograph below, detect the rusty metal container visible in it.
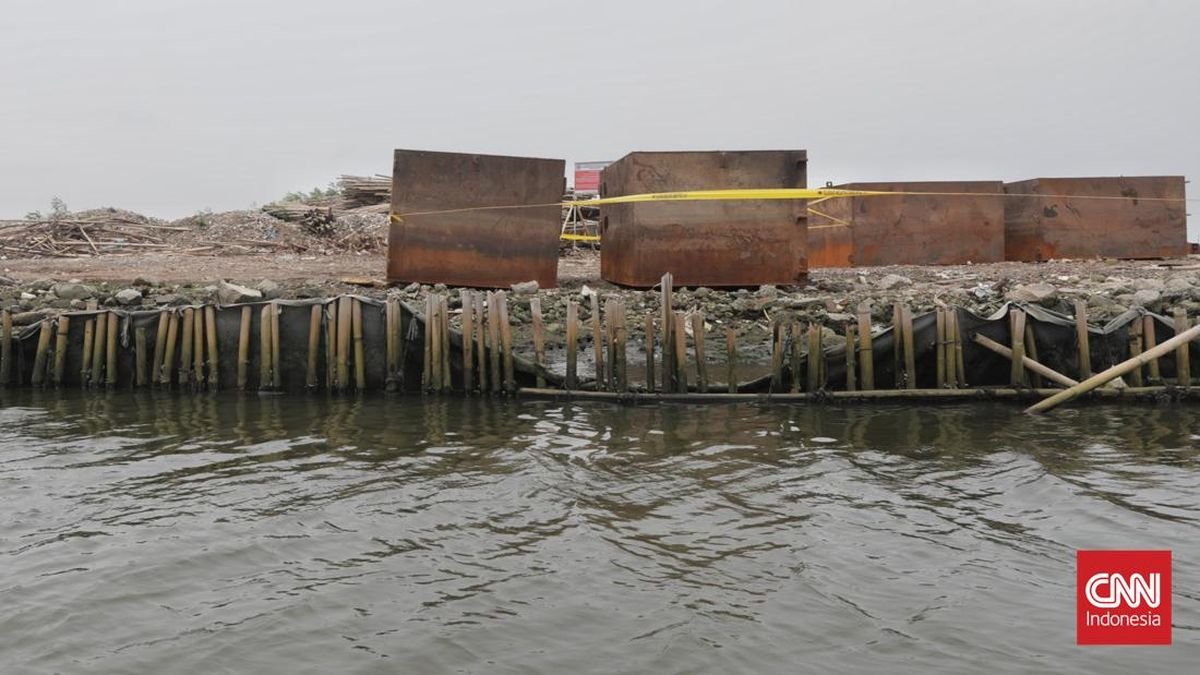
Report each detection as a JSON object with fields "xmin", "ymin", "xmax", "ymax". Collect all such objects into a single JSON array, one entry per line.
[
  {"xmin": 1004, "ymin": 176, "xmax": 1187, "ymax": 261},
  {"xmin": 387, "ymin": 149, "xmax": 565, "ymax": 288},
  {"xmin": 809, "ymin": 181, "xmax": 1005, "ymax": 267},
  {"xmin": 599, "ymin": 150, "xmax": 808, "ymax": 287}
]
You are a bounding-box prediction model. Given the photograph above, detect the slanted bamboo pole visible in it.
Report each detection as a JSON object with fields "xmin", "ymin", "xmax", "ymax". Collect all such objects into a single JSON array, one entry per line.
[
  {"xmin": 1175, "ymin": 309, "xmax": 1191, "ymax": 388},
  {"xmin": 1009, "ymin": 308, "xmax": 1027, "ymax": 387},
  {"xmin": 845, "ymin": 323, "xmax": 857, "ymax": 392},
  {"xmin": 259, "ymin": 305, "xmax": 273, "ymax": 390},
  {"xmin": 134, "ymin": 325, "xmax": 147, "ymax": 387},
  {"xmin": 352, "ymin": 299, "xmax": 366, "ymax": 391},
  {"xmin": 498, "ymin": 292, "xmax": 514, "ymax": 393},
  {"xmin": 531, "ymin": 296, "xmax": 545, "ymax": 389},
  {"xmin": 725, "ymin": 327, "xmax": 737, "ymax": 394},
  {"xmin": 673, "ymin": 311, "xmax": 688, "ymax": 393},
  {"xmin": 336, "ymin": 297, "xmax": 351, "ymax": 392},
  {"xmin": 31, "ymin": 321, "xmax": 52, "ymax": 387},
  {"xmin": 1026, "ymin": 322, "xmax": 1200, "ymax": 414},
  {"xmin": 205, "ymin": 306, "xmax": 219, "ymax": 390},
  {"xmin": 691, "ymin": 311, "xmax": 708, "ymax": 393},
  {"xmin": 53, "ymin": 316, "xmax": 70, "ymax": 386},
  {"xmin": 307, "ymin": 304, "xmax": 322, "ymax": 389},
  {"xmin": 178, "ymin": 308, "xmax": 194, "ymax": 388},
  {"xmin": 857, "ymin": 303, "xmax": 873, "ymax": 390},
  {"xmin": 1127, "ymin": 315, "xmax": 1144, "ymax": 387},
  {"xmin": 565, "ymin": 300, "xmax": 578, "ymax": 390},
  {"xmin": 644, "ymin": 315, "xmax": 656, "ymax": 393},
  {"xmin": 1143, "ymin": 315, "xmax": 1161, "ymax": 383},
  {"xmin": 973, "ymin": 333, "xmax": 1078, "ymax": 388},
  {"xmin": 1074, "ymin": 300, "xmax": 1091, "ymax": 379},
  {"xmin": 107, "ymin": 312, "xmax": 119, "ymax": 387},
  {"xmin": 237, "ymin": 306, "xmax": 251, "ymax": 390}
]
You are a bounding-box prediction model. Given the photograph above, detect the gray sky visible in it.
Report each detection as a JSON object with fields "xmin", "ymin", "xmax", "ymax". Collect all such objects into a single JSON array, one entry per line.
[{"xmin": 1, "ymin": 0, "xmax": 1195, "ymax": 237}]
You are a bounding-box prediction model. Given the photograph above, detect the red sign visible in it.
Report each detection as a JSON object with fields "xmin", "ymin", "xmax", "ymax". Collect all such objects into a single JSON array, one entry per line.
[
  {"xmin": 1077, "ymin": 550, "xmax": 1171, "ymax": 645},
  {"xmin": 573, "ymin": 161, "xmax": 610, "ymax": 195}
]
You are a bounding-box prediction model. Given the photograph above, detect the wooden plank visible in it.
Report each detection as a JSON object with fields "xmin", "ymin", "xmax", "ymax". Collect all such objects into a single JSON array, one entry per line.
[
  {"xmin": 237, "ymin": 306, "xmax": 251, "ymax": 389},
  {"xmin": 691, "ymin": 311, "xmax": 708, "ymax": 393},
  {"xmin": 1143, "ymin": 314, "xmax": 1161, "ymax": 383},
  {"xmin": 725, "ymin": 327, "xmax": 737, "ymax": 394},
  {"xmin": 1175, "ymin": 308, "xmax": 1191, "ymax": 388},
  {"xmin": 857, "ymin": 303, "xmax": 873, "ymax": 390},
  {"xmin": 53, "ymin": 316, "xmax": 70, "ymax": 386},
  {"xmin": 565, "ymin": 300, "xmax": 578, "ymax": 390},
  {"xmin": 1128, "ymin": 314, "xmax": 1144, "ymax": 387},
  {"xmin": 1074, "ymin": 300, "xmax": 1091, "ymax": 379},
  {"xmin": 531, "ymin": 296, "xmax": 546, "ymax": 388}
]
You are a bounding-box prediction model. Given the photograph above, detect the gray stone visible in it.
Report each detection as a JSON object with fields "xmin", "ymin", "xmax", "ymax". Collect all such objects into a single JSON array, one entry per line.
[
  {"xmin": 13, "ymin": 311, "xmax": 46, "ymax": 325},
  {"xmin": 1005, "ymin": 283, "xmax": 1058, "ymax": 304},
  {"xmin": 51, "ymin": 282, "xmax": 97, "ymax": 300},
  {"xmin": 115, "ymin": 288, "xmax": 143, "ymax": 305},
  {"xmin": 403, "ymin": 282, "xmax": 421, "ymax": 294},
  {"xmin": 693, "ymin": 287, "xmax": 713, "ymax": 298},
  {"xmin": 132, "ymin": 276, "xmax": 161, "ymax": 287},
  {"xmin": 756, "ymin": 285, "xmax": 779, "ymax": 300},
  {"xmin": 154, "ymin": 293, "xmax": 188, "ymax": 306},
  {"xmin": 256, "ymin": 279, "xmax": 283, "ymax": 300},
  {"xmin": 1132, "ymin": 278, "xmax": 1165, "ymax": 291},
  {"xmin": 0, "ymin": 275, "xmax": 16, "ymax": 286},
  {"xmin": 877, "ymin": 274, "xmax": 912, "ymax": 290},
  {"xmin": 511, "ymin": 280, "xmax": 539, "ymax": 294},
  {"xmin": 26, "ymin": 278, "xmax": 53, "ymax": 291},
  {"xmin": 69, "ymin": 299, "xmax": 87, "ymax": 310},
  {"xmin": 19, "ymin": 292, "xmax": 35, "ymax": 300},
  {"xmin": 1164, "ymin": 277, "xmax": 1192, "ymax": 292},
  {"xmin": 1131, "ymin": 289, "xmax": 1161, "ymax": 307},
  {"xmin": 217, "ymin": 280, "xmax": 262, "ymax": 305}
]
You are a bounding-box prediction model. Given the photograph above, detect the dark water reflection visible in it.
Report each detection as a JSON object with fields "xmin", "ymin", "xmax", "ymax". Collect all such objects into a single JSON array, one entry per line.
[{"xmin": 0, "ymin": 392, "xmax": 1197, "ymax": 673}]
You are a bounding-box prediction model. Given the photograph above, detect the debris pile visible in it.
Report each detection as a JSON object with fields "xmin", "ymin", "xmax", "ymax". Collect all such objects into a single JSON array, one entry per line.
[{"xmin": 0, "ymin": 209, "xmax": 181, "ymax": 258}]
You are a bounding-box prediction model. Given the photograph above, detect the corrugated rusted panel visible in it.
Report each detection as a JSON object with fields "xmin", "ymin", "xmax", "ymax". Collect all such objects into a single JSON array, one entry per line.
[
  {"xmin": 599, "ymin": 150, "xmax": 808, "ymax": 287},
  {"xmin": 809, "ymin": 181, "xmax": 1005, "ymax": 267},
  {"xmin": 1004, "ymin": 176, "xmax": 1187, "ymax": 261},
  {"xmin": 388, "ymin": 149, "xmax": 565, "ymax": 288}
]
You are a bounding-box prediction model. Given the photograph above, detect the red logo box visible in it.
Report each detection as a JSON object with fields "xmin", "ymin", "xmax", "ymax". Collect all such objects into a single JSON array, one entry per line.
[{"xmin": 1077, "ymin": 550, "xmax": 1171, "ymax": 645}]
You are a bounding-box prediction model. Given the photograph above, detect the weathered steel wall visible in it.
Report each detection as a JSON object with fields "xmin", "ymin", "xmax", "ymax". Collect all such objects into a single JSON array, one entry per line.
[
  {"xmin": 599, "ymin": 150, "xmax": 808, "ymax": 287},
  {"xmin": 388, "ymin": 149, "xmax": 566, "ymax": 288},
  {"xmin": 1004, "ymin": 176, "xmax": 1187, "ymax": 261},
  {"xmin": 809, "ymin": 181, "xmax": 1006, "ymax": 267}
]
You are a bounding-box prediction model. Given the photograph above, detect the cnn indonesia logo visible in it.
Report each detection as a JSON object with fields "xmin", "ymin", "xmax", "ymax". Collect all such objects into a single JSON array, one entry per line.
[{"xmin": 1077, "ymin": 550, "xmax": 1172, "ymax": 645}]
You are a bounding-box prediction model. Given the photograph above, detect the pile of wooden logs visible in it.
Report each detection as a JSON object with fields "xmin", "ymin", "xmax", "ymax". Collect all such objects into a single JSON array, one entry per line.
[
  {"xmin": 337, "ymin": 175, "xmax": 391, "ymax": 208},
  {"xmin": 0, "ymin": 216, "xmax": 186, "ymax": 258}
]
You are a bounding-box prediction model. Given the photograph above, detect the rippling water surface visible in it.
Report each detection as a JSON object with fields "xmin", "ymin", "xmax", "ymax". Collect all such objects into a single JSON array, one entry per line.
[{"xmin": 1, "ymin": 392, "xmax": 1197, "ymax": 673}]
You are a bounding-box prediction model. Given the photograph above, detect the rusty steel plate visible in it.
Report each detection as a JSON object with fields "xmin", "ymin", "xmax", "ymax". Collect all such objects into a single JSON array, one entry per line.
[
  {"xmin": 388, "ymin": 149, "xmax": 565, "ymax": 288},
  {"xmin": 599, "ymin": 150, "xmax": 808, "ymax": 288},
  {"xmin": 1004, "ymin": 176, "xmax": 1187, "ymax": 261},
  {"xmin": 809, "ymin": 181, "xmax": 1005, "ymax": 267}
]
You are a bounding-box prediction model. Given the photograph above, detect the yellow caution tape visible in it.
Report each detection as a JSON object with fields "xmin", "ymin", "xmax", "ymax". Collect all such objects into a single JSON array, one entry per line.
[
  {"xmin": 581, "ymin": 188, "xmax": 892, "ymax": 206},
  {"xmin": 560, "ymin": 233, "xmax": 601, "ymax": 242}
]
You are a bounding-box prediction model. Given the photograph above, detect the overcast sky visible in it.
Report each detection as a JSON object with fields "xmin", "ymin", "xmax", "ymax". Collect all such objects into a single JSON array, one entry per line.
[{"xmin": 1, "ymin": 0, "xmax": 1195, "ymax": 236}]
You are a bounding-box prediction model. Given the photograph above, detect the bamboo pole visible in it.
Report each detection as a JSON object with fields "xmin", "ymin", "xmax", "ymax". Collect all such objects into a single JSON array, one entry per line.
[
  {"xmin": 53, "ymin": 316, "xmax": 70, "ymax": 386},
  {"xmin": 531, "ymin": 296, "xmax": 545, "ymax": 389},
  {"xmin": 475, "ymin": 293, "xmax": 488, "ymax": 393},
  {"xmin": 440, "ymin": 296, "xmax": 451, "ymax": 392},
  {"xmin": 661, "ymin": 273, "xmax": 673, "ymax": 392},
  {"xmin": 92, "ymin": 311, "xmax": 108, "ymax": 387},
  {"xmin": 151, "ymin": 310, "xmax": 168, "ymax": 385},
  {"xmin": 1128, "ymin": 315, "xmax": 1144, "ymax": 387},
  {"xmin": 1024, "ymin": 321, "xmax": 1042, "ymax": 389},
  {"xmin": 429, "ymin": 297, "xmax": 442, "ymax": 393},
  {"xmin": 901, "ymin": 306, "xmax": 916, "ymax": 390},
  {"xmin": 1143, "ymin": 315, "xmax": 1161, "ymax": 383},
  {"xmin": 1175, "ymin": 309, "xmax": 1191, "ymax": 389},
  {"xmin": 259, "ymin": 305, "xmax": 273, "ymax": 390},
  {"xmin": 81, "ymin": 315, "xmax": 95, "ymax": 386},
  {"xmin": 460, "ymin": 291, "xmax": 473, "ymax": 391},
  {"xmin": 770, "ymin": 318, "xmax": 784, "ymax": 393},
  {"xmin": 307, "ymin": 304, "xmax": 322, "ymax": 389},
  {"xmin": 336, "ymin": 297, "xmax": 351, "ymax": 392},
  {"xmin": 192, "ymin": 306, "xmax": 205, "ymax": 389},
  {"xmin": 645, "ymin": 315, "xmax": 656, "ymax": 392},
  {"xmin": 271, "ymin": 302, "xmax": 282, "ymax": 390},
  {"xmin": 1026, "ymin": 322, "xmax": 1200, "ymax": 414},
  {"xmin": 107, "ymin": 312, "xmax": 119, "ymax": 388},
  {"xmin": 615, "ymin": 299, "xmax": 628, "ymax": 392},
  {"xmin": 673, "ymin": 311, "xmax": 688, "ymax": 393},
  {"xmin": 31, "ymin": 321, "xmax": 52, "ymax": 387},
  {"xmin": 325, "ymin": 302, "xmax": 337, "ymax": 390},
  {"xmin": 789, "ymin": 321, "xmax": 802, "ymax": 393},
  {"xmin": 935, "ymin": 307, "xmax": 946, "ymax": 388},
  {"xmin": 134, "ymin": 325, "xmax": 147, "ymax": 387},
  {"xmin": 857, "ymin": 303, "xmax": 873, "ymax": 391},
  {"xmin": 0, "ymin": 309, "xmax": 10, "ymax": 386},
  {"xmin": 486, "ymin": 293, "xmax": 500, "ymax": 394},
  {"xmin": 498, "ymin": 292, "xmax": 514, "ymax": 393},
  {"xmin": 691, "ymin": 311, "xmax": 708, "ymax": 393},
  {"xmin": 725, "ymin": 327, "xmax": 737, "ymax": 394},
  {"xmin": 945, "ymin": 309, "xmax": 958, "ymax": 388},
  {"xmin": 352, "ymin": 299, "xmax": 366, "ymax": 391},
  {"xmin": 386, "ymin": 297, "xmax": 398, "ymax": 383},
  {"xmin": 603, "ymin": 296, "xmax": 614, "ymax": 390},
  {"xmin": 973, "ymin": 333, "xmax": 1079, "ymax": 388},
  {"xmin": 178, "ymin": 308, "xmax": 194, "ymax": 388},
  {"xmin": 952, "ymin": 310, "xmax": 966, "ymax": 388},
  {"xmin": 422, "ymin": 296, "xmax": 433, "ymax": 392},
  {"xmin": 1009, "ymin": 308, "xmax": 1027, "ymax": 387},
  {"xmin": 892, "ymin": 304, "xmax": 903, "ymax": 388},
  {"xmin": 521, "ymin": 385, "xmax": 1195, "ymax": 404},
  {"xmin": 396, "ymin": 298, "xmax": 407, "ymax": 389},
  {"xmin": 845, "ymin": 323, "xmax": 857, "ymax": 392},
  {"xmin": 1074, "ymin": 300, "xmax": 1091, "ymax": 379},
  {"xmin": 237, "ymin": 306, "xmax": 251, "ymax": 390},
  {"xmin": 566, "ymin": 300, "xmax": 578, "ymax": 390},
  {"xmin": 590, "ymin": 293, "xmax": 604, "ymax": 391},
  {"xmin": 205, "ymin": 306, "xmax": 218, "ymax": 390},
  {"xmin": 808, "ymin": 322, "xmax": 823, "ymax": 393}
]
